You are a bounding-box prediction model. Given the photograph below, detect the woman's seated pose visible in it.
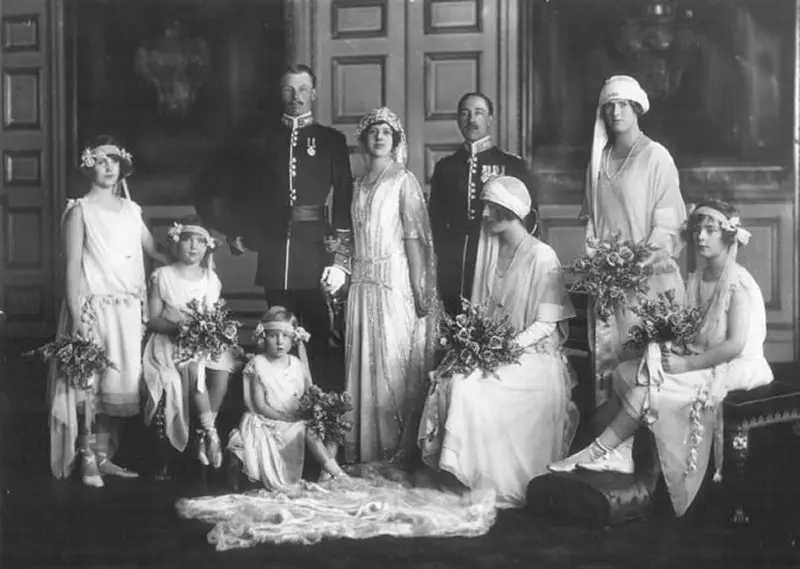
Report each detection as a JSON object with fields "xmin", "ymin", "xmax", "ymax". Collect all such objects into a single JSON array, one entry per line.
[
  {"xmin": 549, "ymin": 199, "xmax": 774, "ymax": 516},
  {"xmin": 226, "ymin": 307, "xmax": 347, "ymax": 489},
  {"xmin": 418, "ymin": 175, "xmax": 579, "ymax": 508}
]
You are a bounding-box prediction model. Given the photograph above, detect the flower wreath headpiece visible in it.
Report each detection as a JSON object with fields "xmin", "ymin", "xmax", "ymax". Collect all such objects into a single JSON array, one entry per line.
[
  {"xmin": 167, "ymin": 222, "xmax": 218, "ymax": 250},
  {"xmin": 687, "ymin": 204, "xmax": 752, "ymax": 246},
  {"xmin": 253, "ymin": 321, "xmax": 311, "ymax": 344},
  {"xmin": 80, "ymin": 145, "xmax": 133, "ymax": 170}
]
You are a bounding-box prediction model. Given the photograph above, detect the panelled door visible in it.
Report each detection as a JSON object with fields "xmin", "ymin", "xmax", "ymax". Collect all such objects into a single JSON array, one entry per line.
[
  {"xmin": 0, "ymin": 0, "xmax": 65, "ymax": 340},
  {"xmin": 304, "ymin": 0, "xmax": 516, "ymax": 192}
]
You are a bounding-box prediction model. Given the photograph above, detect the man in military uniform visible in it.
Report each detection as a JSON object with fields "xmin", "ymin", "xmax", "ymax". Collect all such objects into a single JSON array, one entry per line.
[
  {"xmin": 429, "ymin": 92, "xmax": 538, "ymax": 316},
  {"xmin": 195, "ymin": 64, "xmax": 352, "ymax": 390}
]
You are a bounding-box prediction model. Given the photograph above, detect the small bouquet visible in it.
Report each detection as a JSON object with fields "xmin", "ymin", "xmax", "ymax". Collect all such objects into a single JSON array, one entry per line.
[
  {"xmin": 624, "ymin": 289, "xmax": 702, "ymax": 355},
  {"xmin": 297, "ymin": 385, "xmax": 354, "ymax": 445},
  {"xmin": 436, "ymin": 297, "xmax": 525, "ymax": 379},
  {"xmin": 565, "ymin": 232, "xmax": 658, "ymax": 320},
  {"xmin": 25, "ymin": 335, "xmax": 117, "ymax": 391},
  {"xmin": 25, "ymin": 335, "xmax": 117, "ymax": 430},
  {"xmin": 176, "ymin": 298, "xmax": 242, "ymax": 364}
]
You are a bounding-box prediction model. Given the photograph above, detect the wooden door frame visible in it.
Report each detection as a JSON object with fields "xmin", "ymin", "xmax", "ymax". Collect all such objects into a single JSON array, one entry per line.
[{"xmin": 283, "ymin": 0, "xmax": 521, "ymax": 155}]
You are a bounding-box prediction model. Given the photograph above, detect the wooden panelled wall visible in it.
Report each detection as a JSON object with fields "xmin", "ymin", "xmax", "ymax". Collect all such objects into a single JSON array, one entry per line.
[{"xmin": 0, "ymin": 0, "xmax": 66, "ymax": 341}]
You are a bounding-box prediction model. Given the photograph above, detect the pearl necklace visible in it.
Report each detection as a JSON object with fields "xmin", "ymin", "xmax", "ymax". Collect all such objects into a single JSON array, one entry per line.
[{"xmin": 603, "ymin": 134, "xmax": 643, "ymax": 181}]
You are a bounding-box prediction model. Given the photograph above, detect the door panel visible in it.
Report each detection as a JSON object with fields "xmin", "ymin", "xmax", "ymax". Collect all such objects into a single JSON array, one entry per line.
[
  {"xmin": 407, "ymin": 0, "xmax": 500, "ymax": 193},
  {"xmin": 311, "ymin": 0, "xmax": 508, "ymax": 192},
  {"xmin": 0, "ymin": 0, "xmax": 64, "ymax": 339},
  {"xmin": 316, "ymin": 0, "xmax": 405, "ymax": 179}
]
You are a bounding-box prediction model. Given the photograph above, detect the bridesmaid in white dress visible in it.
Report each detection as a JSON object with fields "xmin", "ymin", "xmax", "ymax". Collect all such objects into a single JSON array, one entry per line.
[
  {"xmin": 227, "ymin": 306, "xmax": 346, "ymax": 488},
  {"xmin": 550, "ymin": 199, "xmax": 773, "ymax": 517},
  {"xmin": 343, "ymin": 107, "xmax": 439, "ymax": 465},
  {"xmin": 49, "ymin": 136, "xmax": 171, "ymax": 487},
  {"xmin": 142, "ymin": 217, "xmax": 235, "ymax": 478},
  {"xmin": 582, "ymin": 75, "xmax": 687, "ymax": 423}
]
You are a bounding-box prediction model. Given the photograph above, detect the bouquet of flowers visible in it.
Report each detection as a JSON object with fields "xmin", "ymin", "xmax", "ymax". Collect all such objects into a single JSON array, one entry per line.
[
  {"xmin": 624, "ymin": 289, "xmax": 703, "ymax": 355},
  {"xmin": 24, "ymin": 335, "xmax": 117, "ymax": 391},
  {"xmin": 565, "ymin": 232, "xmax": 658, "ymax": 320},
  {"xmin": 436, "ymin": 297, "xmax": 525, "ymax": 379},
  {"xmin": 297, "ymin": 385, "xmax": 354, "ymax": 445},
  {"xmin": 176, "ymin": 298, "xmax": 242, "ymax": 364}
]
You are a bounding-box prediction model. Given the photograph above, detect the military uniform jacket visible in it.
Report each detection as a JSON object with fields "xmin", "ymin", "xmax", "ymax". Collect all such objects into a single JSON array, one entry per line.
[
  {"xmin": 195, "ymin": 113, "xmax": 353, "ymax": 291},
  {"xmin": 429, "ymin": 139, "xmax": 537, "ymax": 305}
]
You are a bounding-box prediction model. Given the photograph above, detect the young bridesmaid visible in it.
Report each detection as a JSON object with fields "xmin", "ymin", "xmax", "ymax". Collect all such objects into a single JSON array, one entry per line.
[
  {"xmin": 227, "ymin": 306, "xmax": 346, "ymax": 490},
  {"xmin": 49, "ymin": 135, "xmax": 171, "ymax": 487},
  {"xmin": 142, "ymin": 216, "xmax": 235, "ymax": 479}
]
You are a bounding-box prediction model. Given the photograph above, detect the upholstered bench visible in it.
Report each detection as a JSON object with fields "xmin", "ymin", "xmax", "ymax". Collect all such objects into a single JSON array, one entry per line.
[
  {"xmin": 723, "ymin": 380, "xmax": 800, "ymax": 524},
  {"xmin": 526, "ymin": 428, "xmax": 663, "ymax": 528}
]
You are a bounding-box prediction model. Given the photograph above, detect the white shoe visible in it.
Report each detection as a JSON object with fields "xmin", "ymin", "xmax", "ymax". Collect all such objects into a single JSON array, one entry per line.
[
  {"xmin": 578, "ymin": 439, "xmax": 634, "ymax": 474},
  {"xmin": 548, "ymin": 441, "xmax": 609, "ymax": 473}
]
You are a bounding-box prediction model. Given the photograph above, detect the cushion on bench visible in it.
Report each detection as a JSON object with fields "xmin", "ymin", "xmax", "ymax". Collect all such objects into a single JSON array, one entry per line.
[{"xmin": 526, "ymin": 428, "xmax": 661, "ymax": 527}]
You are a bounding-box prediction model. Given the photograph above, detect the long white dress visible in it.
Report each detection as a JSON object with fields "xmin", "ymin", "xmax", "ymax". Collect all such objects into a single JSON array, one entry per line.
[
  {"xmin": 419, "ymin": 235, "xmax": 580, "ymax": 508},
  {"xmin": 583, "ymin": 139, "xmax": 687, "ymax": 404},
  {"xmin": 227, "ymin": 354, "xmax": 309, "ymax": 488},
  {"xmin": 48, "ymin": 197, "xmax": 148, "ymax": 478},
  {"xmin": 141, "ymin": 265, "xmax": 235, "ymax": 452},
  {"xmin": 612, "ymin": 263, "xmax": 773, "ymax": 516},
  {"xmin": 344, "ymin": 163, "xmax": 438, "ymax": 463}
]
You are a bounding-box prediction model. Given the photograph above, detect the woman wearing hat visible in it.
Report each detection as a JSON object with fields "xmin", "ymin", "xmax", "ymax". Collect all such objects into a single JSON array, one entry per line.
[
  {"xmin": 582, "ymin": 76, "xmax": 688, "ymax": 441},
  {"xmin": 418, "ymin": 175, "xmax": 579, "ymax": 508}
]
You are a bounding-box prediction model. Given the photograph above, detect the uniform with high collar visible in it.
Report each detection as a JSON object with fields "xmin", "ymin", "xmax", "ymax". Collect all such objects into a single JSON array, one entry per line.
[
  {"xmin": 429, "ymin": 136, "xmax": 537, "ymax": 316},
  {"xmin": 194, "ymin": 111, "xmax": 353, "ymax": 391}
]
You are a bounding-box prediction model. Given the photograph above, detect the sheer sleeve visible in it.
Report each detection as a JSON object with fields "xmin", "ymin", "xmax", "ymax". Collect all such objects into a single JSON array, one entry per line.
[
  {"xmin": 399, "ymin": 170, "xmax": 439, "ymax": 304},
  {"xmin": 647, "ymin": 145, "xmax": 687, "ymax": 259},
  {"xmin": 399, "ymin": 170, "xmax": 431, "ymax": 241}
]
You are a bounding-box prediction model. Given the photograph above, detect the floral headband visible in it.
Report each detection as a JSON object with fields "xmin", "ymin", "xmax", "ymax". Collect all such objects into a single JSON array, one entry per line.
[
  {"xmin": 167, "ymin": 222, "xmax": 218, "ymax": 249},
  {"xmin": 80, "ymin": 144, "xmax": 133, "ymax": 169},
  {"xmin": 253, "ymin": 321, "xmax": 311, "ymax": 343},
  {"xmin": 689, "ymin": 205, "xmax": 752, "ymax": 246}
]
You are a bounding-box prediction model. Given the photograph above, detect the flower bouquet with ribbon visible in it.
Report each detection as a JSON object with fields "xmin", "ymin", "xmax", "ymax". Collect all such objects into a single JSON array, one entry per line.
[
  {"xmin": 623, "ymin": 289, "xmax": 703, "ymax": 425},
  {"xmin": 624, "ymin": 289, "xmax": 702, "ymax": 356},
  {"xmin": 25, "ymin": 335, "xmax": 117, "ymax": 430},
  {"xmin": 436, "ymin": 297, "xmax": 524, "ymax": 379},
  {"xmin": 175, "ymin": 298, "xmax": 242, "ymax": 364},
  {"xmin": 565, "ymin": 231, "xmax": 659, "ymax": 320},
  {"xmin": 297, "ymin": 385, "xmax": 354, "ymax": 446}
]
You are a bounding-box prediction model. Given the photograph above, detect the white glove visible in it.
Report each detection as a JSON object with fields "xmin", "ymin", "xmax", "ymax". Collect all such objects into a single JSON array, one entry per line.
[
  {"xmin": 516, "ymin": 321, "xmax": 556, "ymax": 348},
  {"xmin": 321, "ymin": 266, "xmax": 347, "ymax": 295}
]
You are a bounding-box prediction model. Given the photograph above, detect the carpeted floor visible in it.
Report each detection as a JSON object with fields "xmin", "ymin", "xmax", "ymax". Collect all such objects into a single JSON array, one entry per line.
[{"xmin": 2, "ymin": 348, "xmax": 799, "ymax": 568}]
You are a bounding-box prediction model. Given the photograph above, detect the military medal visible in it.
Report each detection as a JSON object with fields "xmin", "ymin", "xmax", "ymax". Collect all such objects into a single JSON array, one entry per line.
[
  {"xmin": 481, "ymin": 165, "xmax": 504, "ymax": 183},
  {"xmin": 307, "ymin": 138, "xmax": 317, "ymax": 157}
]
